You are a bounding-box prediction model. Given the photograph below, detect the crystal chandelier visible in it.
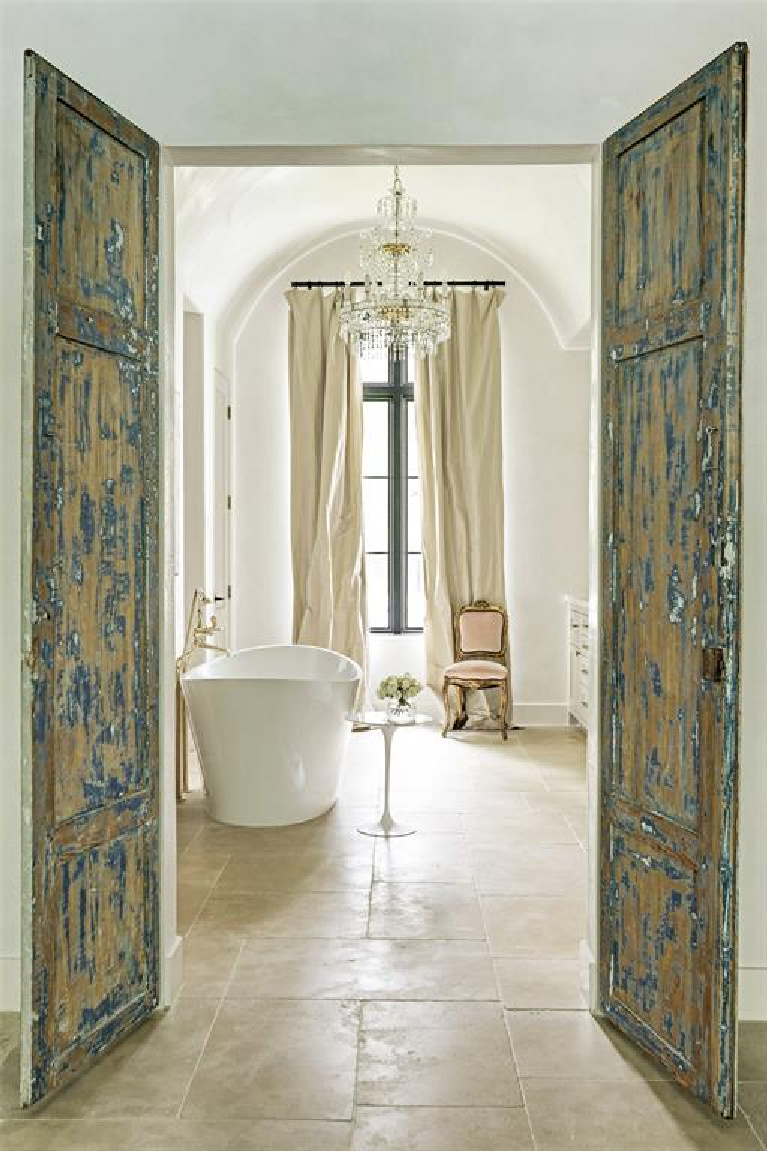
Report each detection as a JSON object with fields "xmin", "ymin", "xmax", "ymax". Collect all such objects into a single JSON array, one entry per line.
[{"xmin": 339, "ymin": 166, "xmax": 451, "ymax": 359}]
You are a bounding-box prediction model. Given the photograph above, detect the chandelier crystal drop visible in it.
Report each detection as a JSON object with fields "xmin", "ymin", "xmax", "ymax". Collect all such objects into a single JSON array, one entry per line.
[{"xmin": 339, "ymin": 166, "xmax": 451, "ymax": 359}]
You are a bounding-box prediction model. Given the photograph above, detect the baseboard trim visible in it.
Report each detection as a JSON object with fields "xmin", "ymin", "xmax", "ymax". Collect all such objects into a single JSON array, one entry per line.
[
  {"xmin": 512, "ymin": 702, "xmax": 571, "ymax": 727},
  {"xmin": 739, "ymin": 967, "xmax": 767, "ymax": 1021},
  {"xmin": 162, "ymin": 933, "xmax": 184, "ymax": 1008},
  {"xmin": 0, "ymin": 955, "xmax": 20, "ymax": 1012}
]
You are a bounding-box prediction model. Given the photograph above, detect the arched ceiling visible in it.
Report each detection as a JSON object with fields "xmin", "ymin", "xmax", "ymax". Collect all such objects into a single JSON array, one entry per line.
[{"xmin": 175, "ymin": 165, "xmax": 592, "ymax": 348}]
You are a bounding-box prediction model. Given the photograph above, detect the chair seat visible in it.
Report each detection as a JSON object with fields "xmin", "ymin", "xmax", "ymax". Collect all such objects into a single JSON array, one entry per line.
[{"xmin": 444, "ymin": 659, "xmax": 507, "ymax": 681}]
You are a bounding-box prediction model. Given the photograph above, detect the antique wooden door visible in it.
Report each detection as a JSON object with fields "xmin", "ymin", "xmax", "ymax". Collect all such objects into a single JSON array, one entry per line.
[
  {"xmin": 600, "ymin": 44, "xmax": 745, "ymax": 1115},
  {"xmin": 20, "ymin": 52, "xmax": 160, "ymax": 1105}
]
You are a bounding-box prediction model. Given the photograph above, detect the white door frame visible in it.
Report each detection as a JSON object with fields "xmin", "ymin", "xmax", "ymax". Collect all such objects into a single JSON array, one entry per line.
[{"xmin": 158, "ymin": 144, "xmax": 601, "ymax": 1007}]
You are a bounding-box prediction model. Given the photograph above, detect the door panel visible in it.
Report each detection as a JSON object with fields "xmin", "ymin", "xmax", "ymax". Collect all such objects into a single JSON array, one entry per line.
[
  {"xmin": 600, "ymin": 44, "xmax": 745, "ymax": 1116},
  {"xmin": 21, "ymin": 52, "xmax": 160, "ymax": 1105}
]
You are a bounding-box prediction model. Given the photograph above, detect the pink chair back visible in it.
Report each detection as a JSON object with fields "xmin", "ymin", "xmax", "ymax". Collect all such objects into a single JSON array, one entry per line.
[{"xmin": 455, "ymin": 601, "xmax": 508, "ymax": 662}]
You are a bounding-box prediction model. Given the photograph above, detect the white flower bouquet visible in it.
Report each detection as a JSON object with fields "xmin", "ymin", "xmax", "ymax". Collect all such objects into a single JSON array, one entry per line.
[{"xmin": 377, "ymin": 673, "xmax": 422, "ymax": 711}]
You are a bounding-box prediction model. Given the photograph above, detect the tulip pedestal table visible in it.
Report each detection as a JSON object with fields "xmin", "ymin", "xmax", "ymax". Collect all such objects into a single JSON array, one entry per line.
[{"xmin": 353, "ymin": 709, "xmax": 432, "ymax": 837}]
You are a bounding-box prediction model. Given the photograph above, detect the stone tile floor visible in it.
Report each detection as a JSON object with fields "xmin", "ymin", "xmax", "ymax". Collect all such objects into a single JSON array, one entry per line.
[{"xmin": 1, "ymin": 724, "xmax": 765, "ymax": 1148}]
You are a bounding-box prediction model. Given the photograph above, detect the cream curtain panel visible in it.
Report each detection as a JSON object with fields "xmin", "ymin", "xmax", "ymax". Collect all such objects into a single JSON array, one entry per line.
[
  {"xmin": 286, "ymin": 288, "xmax": 368, "ymax": 700},
  {"xmin": 416, "ymin": 287, "xmax": 507, "ymax": 712}
]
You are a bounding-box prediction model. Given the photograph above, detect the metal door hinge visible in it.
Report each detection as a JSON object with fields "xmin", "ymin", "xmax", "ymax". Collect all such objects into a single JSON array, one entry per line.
[
  {"xmin": 702, "ymin": 646, "xmax": 725, "ymax": 682},
  {"xmin": 227, "ymin": 404, "xmax": 231, "ymax": 420},
  {"xmin": 227, "ymin": 495, "xmax": 231, "ymax": 511},
  {"xmin": 227, "ymin": 584, "xmax": 232, "ymax": 599}
]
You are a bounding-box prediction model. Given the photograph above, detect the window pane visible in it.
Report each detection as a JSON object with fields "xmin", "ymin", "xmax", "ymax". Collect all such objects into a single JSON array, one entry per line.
[
  {"xmin": 363, "ymin": 477, "xmax": 388, "ymax": 552},
  {"xmin": 407, "ymin": 478, "xmax": 421, "ymax": 552},
  {"xmin": 407, "ymin": 348, "xmax": 416, "ymax": 384},
  {"xmin": 363, "ymin": 400, "xmax": 389, "ymax": 477},
  {"xmin": 359, "ymin": 348, "xmax": 389, "ymax": 384},
  {"xmin": 366, "ymin": 552, "xmax": 389, "ymax": 629},
  {"xmin": 407, "ymin": 400, "xmax": 418, "ymax": 477},
  {"xmin": 407, "ymin": 553, "xmax": 425, "ymax": 630}
]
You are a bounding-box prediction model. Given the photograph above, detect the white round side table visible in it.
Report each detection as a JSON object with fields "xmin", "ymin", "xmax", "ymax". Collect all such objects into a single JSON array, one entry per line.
[{"xmin": 353, "ymin": 709, "xmax": 432, "ymax": 837}]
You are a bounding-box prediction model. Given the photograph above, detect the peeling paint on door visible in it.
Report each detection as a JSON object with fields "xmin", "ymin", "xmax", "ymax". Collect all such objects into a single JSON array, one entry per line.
[
  {"xmin": 20, "ymin": 53, "xmax": 160, "ymax": 1106},
  {"xmin": 600, "ymin": 44, "xmax": 745, "ymax": 1117}
]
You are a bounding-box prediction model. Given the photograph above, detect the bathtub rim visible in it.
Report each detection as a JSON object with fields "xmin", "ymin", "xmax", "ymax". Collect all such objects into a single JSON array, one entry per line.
[{"xmin": 181, "ymin": 642, "xmax": 363, "ymax": 686}]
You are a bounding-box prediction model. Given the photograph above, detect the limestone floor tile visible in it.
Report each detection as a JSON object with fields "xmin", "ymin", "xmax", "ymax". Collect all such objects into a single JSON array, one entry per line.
[
  {"xmin": 480, "ymin": 894, "xmax": 587, "ymax": 958},
  {"xmin": 6, "ymin": 1000, "xmax": 218, "ymax": 1120},
  {"xmin": 464, "ymin": 790, "xmax": 534, "ymax": 817},
  {"xmin": 470, "ymin": 843, "xmax": 587, "ymax": 895},
  {"xmin": 372, "ymin": 810, "xmax": 463, "ymax": 834},
  {"xmin": 351, "ymin": 1105, "xmax": 533, "ymax": 1150},
  {"xmin": 214, "ymin": 848, "xmax": 374, "ymax": 893},
  {"xmin": 177, "ymin": 882, "xmax": 215, "ymax": 934},
  {"xmin": 373, "ymin": 835, "xmax": 473, "ymax": 884},
  {"xmin": 468, "ymin": 765, "xmax": 548, "ymax": 793},
  {"xmin": 494, "ymin": 959, "xmax": 588, "ymax": 1009},
  {"xmin": 227, "ymin": 938, "xmax": 497, "ymax": 1001},
  {"xmin": 0, "ymin": 1015, "xmax": 18, "ymax": 1064},
  {"xmin": 517, "ymin": 729, "xmax": 586, "ymax": 751},
  {"xmin": 508, "ymin": 1010, "xmax": 669, "ymax": 1082},
  {"xmin": 194, "ymin": 889, "xmax": 370, "ymax": 938},
  {"xmin": 390, "ymin": 789, "xmax": 474, "ymax": 815},
  {"xmin": 461, "ymin": 810, "xmax": 578, "ymax": 846},
  {"xmin": 739, "ymin": 1081, "xmax": 767, "ymax": 1146},
  {"xmin": 176, "ymin": 825, "xmax": 203, "ymax": 855},
  {"xmin": 738, "ymin": 1022, "xmax": 767, "ymax": 1081},
  {"xmin": 523, "ymin": 1078, "xmax": 763, "ymax": 1150},
  {"xmin": 523, "ymin": 790, "xmax": 588, "ymax": 814},
  {"xmin": 176, "ymin": 856, "xmax": 229, "ymax": 886},
  {"xmin": 182, "ymin": 1000, "xmax": 359, "ymax": 1121},
  {"xmin": 0, "ymin": 1015, "xmax": 20, "ymax": 1116},
  {"xmin": 178, "ymin": 933, "xmax": 243, "ymax": 999},
  {"xmin": 357, "ymin": 1001, "xmax": 522, "ymax": 1108},
  {"xmin": 563, "ymin": 811, "xmax": 588, "ymax": 846},
  {"xmin": 368, "ymin": 881, "xmax": 486, "ymax": 939},
  {"xmin": 537, "ymin": 766, "xmax": 588, "ymax": 791},
  {"xmin": 0, "ymin": 1118, "xmax": 353, "ymax": 1150}
]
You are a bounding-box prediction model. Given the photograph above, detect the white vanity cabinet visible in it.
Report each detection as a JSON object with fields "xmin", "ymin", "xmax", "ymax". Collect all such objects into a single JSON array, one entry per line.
[{"xmin": 566, "ymin": 596, "xmax": 589, "ymax": 729}]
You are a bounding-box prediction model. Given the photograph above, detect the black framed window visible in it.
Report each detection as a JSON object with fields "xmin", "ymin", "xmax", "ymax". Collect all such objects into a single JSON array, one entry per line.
[{"xmin": 362, "ymin": 349, "xmax": 424, "ymax": 633}]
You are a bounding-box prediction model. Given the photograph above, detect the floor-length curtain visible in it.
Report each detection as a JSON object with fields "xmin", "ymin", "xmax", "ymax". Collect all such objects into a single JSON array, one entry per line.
[
  {"xmin": 286, "ymin": 287, "xmax": 368, "ymax": 701},
  {"xmin": 416, "ymin": 287, "xmax": 507, "ymax": 715}
]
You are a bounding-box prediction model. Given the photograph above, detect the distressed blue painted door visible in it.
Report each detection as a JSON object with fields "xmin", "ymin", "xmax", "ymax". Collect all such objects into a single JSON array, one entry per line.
[
  {"xmin": 600, "ymin": 44, "xmax": 745, "ymax": 1116},
  {"xmin": 20, "ymin": 53, "xmax": 160, "ymax": 1105}
]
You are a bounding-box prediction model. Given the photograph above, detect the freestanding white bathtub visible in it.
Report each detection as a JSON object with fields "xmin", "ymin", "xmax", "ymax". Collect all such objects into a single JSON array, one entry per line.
[{"xmin": 182, "ymin": 644, "xmax": 361, "ymax": 827}]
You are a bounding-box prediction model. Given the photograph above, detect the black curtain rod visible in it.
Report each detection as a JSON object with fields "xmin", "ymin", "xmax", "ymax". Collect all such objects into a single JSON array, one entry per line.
[{"xmin": 289, "ymin": 279, "xmax": 506, "ymax": 289}]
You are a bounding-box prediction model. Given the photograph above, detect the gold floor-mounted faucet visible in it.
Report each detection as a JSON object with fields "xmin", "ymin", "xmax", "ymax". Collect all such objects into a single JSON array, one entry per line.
[{"xmin": 176, "ymin": 588, "xmax": 230, "ymax": 801}]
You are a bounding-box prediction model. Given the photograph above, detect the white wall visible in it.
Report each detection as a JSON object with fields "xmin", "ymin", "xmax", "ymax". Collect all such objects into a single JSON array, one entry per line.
[
  {"xmin": 0, "ymin": 1, "xmax": 764, "ymax": 1021},
  {"xmin": 229, "ymin": 230, "xmax": 590, "ymax": 722},
  {"xmin": 183, "ymin": 311, "xmax": 206, "ymax": 617}
]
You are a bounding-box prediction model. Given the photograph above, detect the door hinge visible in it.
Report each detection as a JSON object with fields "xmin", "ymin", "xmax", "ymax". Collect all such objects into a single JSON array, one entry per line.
[
  {"xmin": 227, "ymin": 495, "xmax": 232, "ymax": 511},
  {"xmin": 702, "ymin": 646, "xmax": 725, "ymax": 682},
  {"xmin": 227, "ymin": 584, "xmax": 232, "ymax": 599},
  {"xmin": 227, "ymin": 404, "xmax": 231, "ymax": 420}
]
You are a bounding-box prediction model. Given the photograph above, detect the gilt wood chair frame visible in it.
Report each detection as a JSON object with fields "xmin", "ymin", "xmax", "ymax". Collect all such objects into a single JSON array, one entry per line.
[{"xmin": 442, "ymin": 599, "xmax": 510, "ymax": 740}]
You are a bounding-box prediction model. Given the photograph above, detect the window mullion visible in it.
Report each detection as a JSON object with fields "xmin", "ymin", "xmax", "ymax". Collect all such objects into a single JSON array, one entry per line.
[
  {"xmin": 393, "ymin": 352, "xmax": 408, "ymax": 633},
  {"xmin": 389, "ymin": 392, "xmax": 402, "ymax": 634}
]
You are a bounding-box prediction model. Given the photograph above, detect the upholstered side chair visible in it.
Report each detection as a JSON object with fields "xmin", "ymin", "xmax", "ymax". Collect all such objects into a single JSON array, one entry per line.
[{"xmin": 442, "ymin": 600, "xmax": 511, "ymax": 740}]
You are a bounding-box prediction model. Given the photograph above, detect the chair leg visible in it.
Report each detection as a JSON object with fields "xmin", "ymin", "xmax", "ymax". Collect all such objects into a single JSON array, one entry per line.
[
  {"xmin": 442, "ymin": 679, "xmax": 451, "ymax": 737},
  {"xmin": 500, "ymin": 680, "xmax": 509, "ymax": 741},
  {"xmin": 455, "ymin": 685, "xmax": 468, "ymax": 729}
]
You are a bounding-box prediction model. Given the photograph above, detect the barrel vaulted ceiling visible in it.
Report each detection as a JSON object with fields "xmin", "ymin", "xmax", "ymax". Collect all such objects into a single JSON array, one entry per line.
[{"xmin": 174, "ymin": 165, "xmax": 593, "ymax": 349}]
